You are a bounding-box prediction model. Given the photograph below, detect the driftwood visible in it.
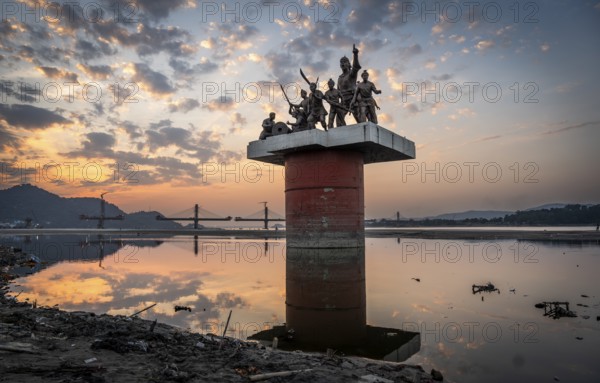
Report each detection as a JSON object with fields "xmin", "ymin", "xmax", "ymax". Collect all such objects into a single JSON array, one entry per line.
[
  {"xmin": 130, "ymin": 303, "xmax": 157, "ymax": 317},
  {"xmin": 249, "ymin": 369, "xmax": 314, "ymax": 381},
  {"xmin": 0, "ymin": 343, "xmax": 40, "ymax": 354},
  {"xmin": 218, "ymin": 310, "xmax": 233, "ymax": 351},
  {"xmin": 222, "ymin": 310, "xmax": 232, "ymax": 337}
]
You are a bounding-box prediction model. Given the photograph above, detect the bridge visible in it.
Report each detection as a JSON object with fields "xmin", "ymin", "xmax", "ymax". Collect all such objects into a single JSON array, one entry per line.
[
  {"xmin": 157, "ymin": 204, "xmax": 232, "ymax": 229},
  {"xmin": 80, "ymin": 192, "xmax": 124, "ymax": 229},
  {"xmin": 234, "ymin": 202, "xmax": 285, "ymax": 229}
]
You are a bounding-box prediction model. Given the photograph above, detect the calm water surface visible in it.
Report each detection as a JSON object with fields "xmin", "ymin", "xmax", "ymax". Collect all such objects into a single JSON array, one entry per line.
[{"xmin": 2, "ymin": 234, "xmax": 599, "ymax": 383}]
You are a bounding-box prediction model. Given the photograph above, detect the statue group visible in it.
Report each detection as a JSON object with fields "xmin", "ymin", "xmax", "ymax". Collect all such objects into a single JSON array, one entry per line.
[{"xmin": 260, "ymin": 44, "xmax": 382, "ymax": 140}]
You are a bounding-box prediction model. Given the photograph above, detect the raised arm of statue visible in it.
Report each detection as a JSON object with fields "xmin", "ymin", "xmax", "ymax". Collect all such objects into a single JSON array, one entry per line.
[{"xmin": 352, "ymin": 43, "xmax": 361, "ymax": 74}]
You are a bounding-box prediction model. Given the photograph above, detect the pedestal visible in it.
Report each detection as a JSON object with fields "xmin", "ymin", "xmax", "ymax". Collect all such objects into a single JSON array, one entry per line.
[{"xmin": 247, "ymin": 122, "xmax": 415, "ymax": 248}]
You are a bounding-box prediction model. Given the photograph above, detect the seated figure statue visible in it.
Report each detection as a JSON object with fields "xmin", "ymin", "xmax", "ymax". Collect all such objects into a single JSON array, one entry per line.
[{"xmin": 260, "ymin": 112, "xmax": 276, "ymax": 140}]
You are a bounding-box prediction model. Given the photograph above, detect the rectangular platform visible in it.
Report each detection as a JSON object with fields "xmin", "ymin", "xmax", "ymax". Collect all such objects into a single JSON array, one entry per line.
[{"xmin": 247, "ymin": 122, "xmax": 416, "ymax": 165}]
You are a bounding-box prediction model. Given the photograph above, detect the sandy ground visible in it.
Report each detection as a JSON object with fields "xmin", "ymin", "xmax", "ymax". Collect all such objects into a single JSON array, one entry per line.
[{"xmin": 1, "ymin": 246, "xmax": 440, "ymax": 383}]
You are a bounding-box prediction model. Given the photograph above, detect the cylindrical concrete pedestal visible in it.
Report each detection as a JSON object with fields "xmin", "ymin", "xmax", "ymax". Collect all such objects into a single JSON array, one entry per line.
[
  {"xmin": 286, "ymin": 247, "xmax": 366, "ymax": 348},
  {"xmin": 285, "ymin": 149, "xmax": 364, "ymax": 248}
]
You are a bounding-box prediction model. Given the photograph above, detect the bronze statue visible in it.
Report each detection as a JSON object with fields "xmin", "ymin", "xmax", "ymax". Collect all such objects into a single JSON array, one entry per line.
[
  {"xmin": 307, "ymin": 82, "xmax": 328, "ymax": 130},
  {"xmin": 337, "ymin": 44, "xmax": 362, "ymax": 123},
  {"xmin": 258, "ymin": 43, "xmax": 385, "ymax": 139},
  {"xmin": 350, "ymin": 70, "xmax": 382, "ymax": 124},
  {"xmin": 324, "ymin": 78, "xmax": 347, "ymax": 128},
  {"xmin": 281, "ymin": 84, "xmax": 308, "ymax": 132},
  {"xmin": 287, "ymin": 104, "xmax": 308, "ymax": 132},
  {"xmin": 259, "ymin": 112, "xmax": 276, "ymax": 140},
  {"xmin": 300, "ymin": 69, "xmax": 328, "ymax": 131}
]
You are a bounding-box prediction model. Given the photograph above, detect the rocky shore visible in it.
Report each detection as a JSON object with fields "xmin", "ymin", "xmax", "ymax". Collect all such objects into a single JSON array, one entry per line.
[{"xmin": 1, "ymin": 245, "xmax": 440, "ymax": 383}]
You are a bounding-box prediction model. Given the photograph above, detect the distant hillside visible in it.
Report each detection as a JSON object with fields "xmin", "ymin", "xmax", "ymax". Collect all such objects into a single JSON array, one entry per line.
[
  {"xmin": 428, "ymin": 210, "xmax": 513, "ymax": 220},
  {"xmin": 525, "ymin": 203, "xmax": 567, "ymax": 211},
  {"xmin": 0, "ymin": 184, "xmax": 182, "ymax": 229}
]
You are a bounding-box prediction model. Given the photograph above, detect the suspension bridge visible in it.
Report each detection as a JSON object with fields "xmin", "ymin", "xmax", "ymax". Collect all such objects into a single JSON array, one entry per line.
[
  {"xmin": 234, "ymin": 202, "xmax": 285, "ymax": 229},
  {"xmin": 156, "ymin": 204, "xmax": 232, "ymax": 229},
  {"xmin": 156, "ymin": 202, "xmax": 286, "ymax": 230}
]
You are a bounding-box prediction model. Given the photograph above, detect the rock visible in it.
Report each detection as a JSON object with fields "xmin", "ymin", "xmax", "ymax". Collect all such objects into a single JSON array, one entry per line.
[{"xmin": 431, "ymin": 368, "xmax": 444, "ymax": 381}]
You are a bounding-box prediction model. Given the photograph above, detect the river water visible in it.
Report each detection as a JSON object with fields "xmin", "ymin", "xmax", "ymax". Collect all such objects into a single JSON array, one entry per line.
[{"xmin": 2, "ymin": 234, "xmax": 599, "ymax": 382}]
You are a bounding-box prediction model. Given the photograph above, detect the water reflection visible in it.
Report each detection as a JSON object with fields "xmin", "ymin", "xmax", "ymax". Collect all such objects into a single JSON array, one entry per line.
[
  {"xmin": 2, "ymin": 235, "xmax": 600, "ymax": 383},
  {"xmin": 1, "ymin": 234, "xmax": 162, "ymax": 275},
  {"xmin": 250, "ymin": 246, "xmax": 420, "ymax": 361}
]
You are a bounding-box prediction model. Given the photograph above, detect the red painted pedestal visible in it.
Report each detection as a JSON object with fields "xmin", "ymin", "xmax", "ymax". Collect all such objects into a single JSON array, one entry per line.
[{"xmin": 285, "ymin": 149, "xmax": 365, "ymax": 248}]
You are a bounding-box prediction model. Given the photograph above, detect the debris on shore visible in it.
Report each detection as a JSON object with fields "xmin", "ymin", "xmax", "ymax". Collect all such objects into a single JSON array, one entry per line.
[
  {"xmin": 534, "ymin": 302, "xmax": 577, "ymax": 319},
  {"xmin": 471, "ymin": 283, "xmax": 500, "ymax": 294}
]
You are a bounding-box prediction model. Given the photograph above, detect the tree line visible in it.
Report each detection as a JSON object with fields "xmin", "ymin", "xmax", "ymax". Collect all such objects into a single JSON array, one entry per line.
[{"xmin": 368, "ymin": 204, "xmax": 600, "ymax": 227}]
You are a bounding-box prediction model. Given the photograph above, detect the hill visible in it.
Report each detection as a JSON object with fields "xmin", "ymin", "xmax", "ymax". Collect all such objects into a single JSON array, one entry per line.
[
  {"xmin": 427, "ymin": 210, "xmax": 512, "ymax": 220},
  {"xmin": 0, "ymin": 184, "xmax": 182, "ymax": 229}
]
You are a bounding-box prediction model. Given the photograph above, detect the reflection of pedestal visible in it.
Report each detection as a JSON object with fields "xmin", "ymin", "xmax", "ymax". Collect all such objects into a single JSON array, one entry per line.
[
  {"xmin": 286, "ymin": 247, "xmax": 366, "ymax": 347},
  {"xmin": 249, "ymin": 246, "xmax": 420, "ymax": 359}
]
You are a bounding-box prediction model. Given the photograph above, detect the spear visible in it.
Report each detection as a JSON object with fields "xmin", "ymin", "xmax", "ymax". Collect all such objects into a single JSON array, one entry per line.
[{"xmin": 279, "ymin": 83, "xmax": 293, "ymax": 107}]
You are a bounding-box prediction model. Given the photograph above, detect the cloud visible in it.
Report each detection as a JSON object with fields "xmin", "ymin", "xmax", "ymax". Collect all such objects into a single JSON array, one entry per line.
[
  {"xmin": 475, "ymin": 40, "xmax": 495, "ymax": 51},
  {"xmin": 214, "ymin": 292, "xmax": 247, "ymax": 309},
  {"xmin": 88, "ymin": 19, "xmax": 194, "ymax": 58},
  {"xmin": 36, "ymin": 66, "xmax": 78, "ymax": 82},
  {"xmin": 542, "ymin": 121, "xmax": 599, "ymax": 136},
  {"xmin": 202, "ymin": 97, "xmax": 237, "ymax": 112},
  {"xmin": 108, "ymin": 118, "xmax": 143, "ymax": 140},
  {"xmin": 397, "ymin": 44, "xmax": 423, "ymax": 60},
  {"xmin": 168, "ymin": 57, "xmax": 218, "ymax": 84},
  {"xmin": 76, "ymin": 64, "xmax": 113, "ymax": 80},
  {"xmin": 424, "ymin": 58, "xmax": 436, "ymax": 70},
  {"xmin": 81, "ymin": 132, "xmax": 116, "ymax": 155},
  {"xmin": 263, "ymin": 19, "xmax": 355, "ymax": 84},
  {"xmin": 146, "ymin": 127, "xmax": 194, "ymax": 151},
  {"xmin": 0, "ymin": 123, "xmax": 21, "ymax": 151},
  {"xmin": 131, "ymin": 0, "xmax": 194, "ymax": 20},
  {"xmin": 0, "ymin": 81, "xmax": 41, "ymax": 103},
  {"xmin": 346, "ymin": 1, "xmax": 412, "ymax": 34},
  {"xmin": 167, "ymin": 98, "xmax": 200, "ymax": 113},
  {"xmin": 0, "ymin": 104, "xmax": 70, "ymax": 129},
  {"xmin": 60, "ymin": 121, "xmax": 239, "ymax": 185},
  {"xmin": 448, "ymin": 107, "xmax": 475, "ymax": 120},
  {"xmin": 129, "ymin": 63, "xmax": 175, "ymax": 96},
  {"xmin": 471, "ymin": 135, "xmax": 501, "ymax": 143},
  {"xmin": 75, "ymin": 39, "xmax": 118, "ymax": 60},
  {"xmin": 202, "ymin": 24, "xmax": 260, "ymax": 60},
  {"xmin": 229, "ymin": 112, "xmax": 247, "ymax": 133}
]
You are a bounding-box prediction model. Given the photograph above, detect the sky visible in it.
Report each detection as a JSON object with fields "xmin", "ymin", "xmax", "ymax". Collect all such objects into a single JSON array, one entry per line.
[{"xmin": 0, "ymin": 0, "xmax": 599, "ymax": 220}]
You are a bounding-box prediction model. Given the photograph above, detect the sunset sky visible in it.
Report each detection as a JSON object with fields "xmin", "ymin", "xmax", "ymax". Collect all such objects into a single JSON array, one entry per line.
[{"xmin": 1, "ymin": 0, "xmax": 599, "ymax": 219}]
